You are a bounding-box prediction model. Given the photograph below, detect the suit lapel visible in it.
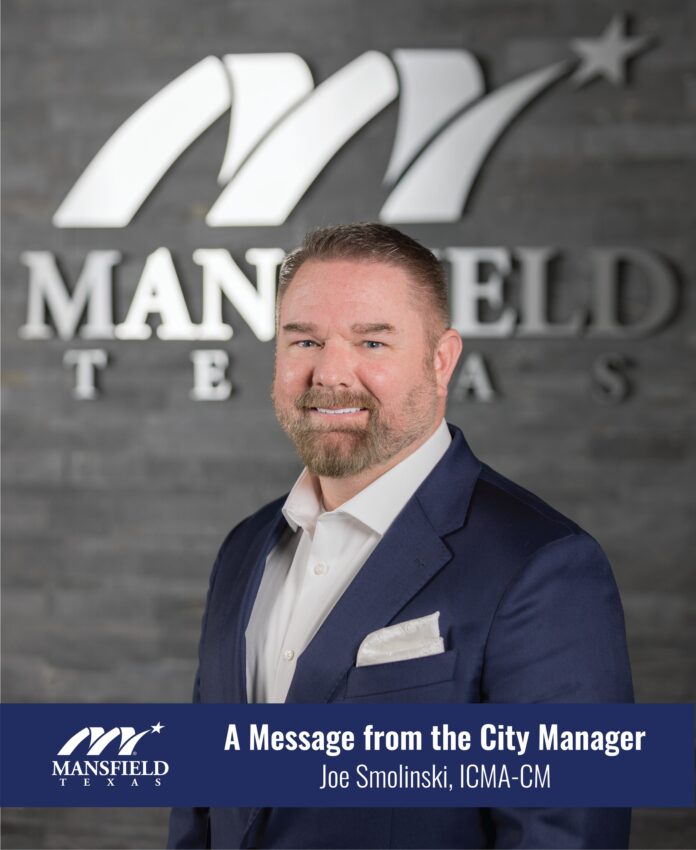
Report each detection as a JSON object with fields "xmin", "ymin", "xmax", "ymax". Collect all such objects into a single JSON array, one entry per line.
[
  {"xmin": 285, "ymin": 495, "xmax": 452, "ymax": 703},
  {"xmin": 285, "ymin": 426, "xmax": 482, "ymax": 703}
]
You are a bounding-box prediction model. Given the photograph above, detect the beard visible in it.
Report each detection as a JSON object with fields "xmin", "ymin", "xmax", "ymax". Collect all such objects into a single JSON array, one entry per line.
[{"xmin": 273, "ymin": 379, "xmax": 439, "ymax": 479}]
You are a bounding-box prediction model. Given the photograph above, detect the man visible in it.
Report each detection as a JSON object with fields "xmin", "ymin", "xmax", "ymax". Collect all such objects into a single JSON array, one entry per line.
[{"xmin": 169, "ymin": 223, "xmax": 633, "ymax": 849}]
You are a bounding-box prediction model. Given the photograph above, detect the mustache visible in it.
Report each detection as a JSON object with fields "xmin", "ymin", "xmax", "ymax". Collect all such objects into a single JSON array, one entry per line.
[{"xmin": 295, "ymin": 388, "xmax": 378, "ymax": 412}]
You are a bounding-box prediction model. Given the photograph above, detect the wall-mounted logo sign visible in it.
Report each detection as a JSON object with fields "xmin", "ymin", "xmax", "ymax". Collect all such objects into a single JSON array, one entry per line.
[
  {"xmin": 19, "ymin": 15, "xmax": 676, "ymax": 404},
  {"xmin": 53, "ymin": 15, "xmax": 650, "ymax": 228}
]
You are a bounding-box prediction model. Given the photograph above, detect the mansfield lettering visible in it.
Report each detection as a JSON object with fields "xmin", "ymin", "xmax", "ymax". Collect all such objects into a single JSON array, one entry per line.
[
  {"xmin": 20, "ymin": 247, "xmax": 676, "ymax": 343},
  {"xmin": 18, "ymin": 246, "xmax": 679, "ymax": 403}
]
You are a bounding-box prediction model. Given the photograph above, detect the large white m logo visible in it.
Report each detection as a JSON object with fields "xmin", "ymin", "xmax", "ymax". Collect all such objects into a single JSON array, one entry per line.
[
  {"xmin": 57, "ymin": 726, "xmax": 151, "ymax": 756},
  {"xmin": 53, "ymin": 49, "xmax": 571, "ymax": 228}
]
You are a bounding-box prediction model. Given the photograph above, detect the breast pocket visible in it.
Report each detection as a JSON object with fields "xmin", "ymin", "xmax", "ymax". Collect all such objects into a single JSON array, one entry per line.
[{"xmin": 344, "ymin": 649, "xmax": 458, "ymax": 700}]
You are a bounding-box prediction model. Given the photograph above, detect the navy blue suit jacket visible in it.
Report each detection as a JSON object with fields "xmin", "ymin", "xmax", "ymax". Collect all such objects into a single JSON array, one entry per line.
[{"xmin": 169, "ymin": 424, "xmax": 633, "ymax": 849}]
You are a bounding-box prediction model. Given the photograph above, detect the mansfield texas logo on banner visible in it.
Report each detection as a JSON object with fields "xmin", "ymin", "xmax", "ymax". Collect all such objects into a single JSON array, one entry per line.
[
  {"xmin": 52, "ymin": 723, "xmax": 169, "ymax": 789},
  {"xmin": 18, "ymin": 16, "xmax": 680, "ymax": 402}
]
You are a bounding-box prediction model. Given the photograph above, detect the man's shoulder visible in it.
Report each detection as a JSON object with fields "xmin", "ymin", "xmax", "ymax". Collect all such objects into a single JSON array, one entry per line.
[
  {"xmin": 428, "ymin": 425, "xmax": 586, "ymax": 553},
  {"xmin": 476, "ymin": 463, "xmax": 581, "ymax": 535},
  {"xmin": 463, "ymin": 461, "xmax": 590, "ymax": 559},
  {"xmin": 441, "ymin": 461, "xmax": 615, "ymax": 606}
]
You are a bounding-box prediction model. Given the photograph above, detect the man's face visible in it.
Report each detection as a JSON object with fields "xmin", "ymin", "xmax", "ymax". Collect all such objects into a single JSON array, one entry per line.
[{"xmin": 272, "ymin": 258, "xmax": 447, "ymax": 478}]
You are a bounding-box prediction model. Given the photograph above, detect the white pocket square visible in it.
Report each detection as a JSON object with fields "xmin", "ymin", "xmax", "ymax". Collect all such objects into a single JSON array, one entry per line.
[{"xmin": 356, "ymin": 611, "xmax": 444, "ymax": 667}]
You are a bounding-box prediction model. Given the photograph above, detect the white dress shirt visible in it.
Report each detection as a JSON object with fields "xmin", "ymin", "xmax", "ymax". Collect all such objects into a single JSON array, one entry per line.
[{"xmin": 245, "ymin": 418, "xmax": 451, "ymax": 703}]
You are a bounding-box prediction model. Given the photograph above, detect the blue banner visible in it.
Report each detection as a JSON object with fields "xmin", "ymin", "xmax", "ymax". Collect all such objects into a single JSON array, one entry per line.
[{"xmin": 1, "ymin": 704, "xmax": 693, "ymax": 807}]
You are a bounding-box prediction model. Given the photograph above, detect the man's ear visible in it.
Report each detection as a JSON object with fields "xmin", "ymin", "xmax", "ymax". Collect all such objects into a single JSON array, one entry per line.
[{"xmin": 433, "ymin": 328, "xmax": 463, "ymax": 398}]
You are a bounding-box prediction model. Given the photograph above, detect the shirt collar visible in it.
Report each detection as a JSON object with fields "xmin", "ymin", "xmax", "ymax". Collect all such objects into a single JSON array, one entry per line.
[
  {"xmin": 282, "ymin": 467, "xmax": 324, "ymax": 536},
  {"xmin": 282, "ymin": 419, "xmax": 451, "ymax": 537}
]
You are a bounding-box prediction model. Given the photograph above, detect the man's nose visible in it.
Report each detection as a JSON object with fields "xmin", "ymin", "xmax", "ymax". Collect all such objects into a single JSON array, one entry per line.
[{"xmin": 312, "ymin": 341, "xmax": 355, "ymax": 388}]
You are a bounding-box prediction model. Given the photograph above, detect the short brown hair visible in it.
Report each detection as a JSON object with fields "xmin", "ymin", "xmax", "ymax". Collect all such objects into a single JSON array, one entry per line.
[{"xmin": 278, "ymin": 223, "xmax": 450, "ymax": 339}]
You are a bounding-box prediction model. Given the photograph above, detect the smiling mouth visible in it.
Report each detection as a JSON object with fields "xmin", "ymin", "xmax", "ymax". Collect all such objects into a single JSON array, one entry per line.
[{"xmin": 311, "ymin": 407, "xmax": 367, "ymax": 415}]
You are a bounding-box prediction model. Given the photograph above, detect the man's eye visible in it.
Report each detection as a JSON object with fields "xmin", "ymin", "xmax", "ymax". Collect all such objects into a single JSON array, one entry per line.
[
  {"xmin": 294, "ymin": 339, "xmax": 319, "ymax": 348},
  {"xmin": 362, "ymin": 340, "xmax": 385, "ymax": 349}
]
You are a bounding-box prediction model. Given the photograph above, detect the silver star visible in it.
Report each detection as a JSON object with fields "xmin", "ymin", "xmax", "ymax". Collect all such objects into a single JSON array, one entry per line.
[
  {"xmin": 150, "ymin": 722, "xmax": 164, "ymax": 734},
  {"xmin": 571, "ymin": 15, "xmax": 651, "ymax": 88}
]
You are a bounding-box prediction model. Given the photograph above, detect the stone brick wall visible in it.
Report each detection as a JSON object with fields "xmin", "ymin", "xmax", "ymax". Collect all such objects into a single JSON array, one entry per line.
[{"xmin": 2, "ymin": 0, "xmax": 694, "ymax": 846}]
